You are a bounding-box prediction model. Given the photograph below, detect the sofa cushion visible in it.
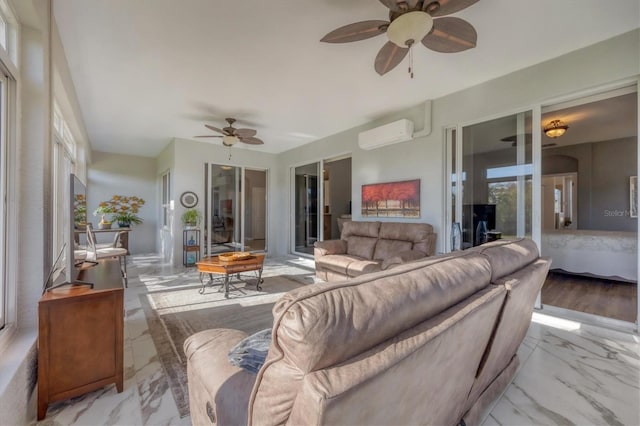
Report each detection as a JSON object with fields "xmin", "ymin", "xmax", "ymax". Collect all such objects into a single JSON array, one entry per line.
[
  {"xmin": 373, "ymin": 239, "xmax": 413, "ymax": 260},
  {"xmin": 381, "ymin": 250, "xmax": 427, "ymax": 270},
  {"xmin": 346, "ymin": 259, "xmax": 382, "ymax": 277},
  {"xmin": 316, "ymin": 254, "xmax": 369, "ymax": 276},
  {"xmin": 471, "ymin": 238, "xmax": 539, "ymax": 281},
  {"xmin": 378, "ymin": 222, "xmax": 433, "ymax": 242},
  {"xmin": 346, "ymin": 236, "xmax": 378, "ymax": 259},
  {"xmin": 342, "ymin": 221, "xmax": 380, "ymax": 239}
]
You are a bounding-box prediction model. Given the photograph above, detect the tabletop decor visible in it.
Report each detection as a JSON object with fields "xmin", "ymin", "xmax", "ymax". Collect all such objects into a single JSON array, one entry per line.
[{"xmin": 94, "ymin": 195, "xmax": 146, "ymax": 228}]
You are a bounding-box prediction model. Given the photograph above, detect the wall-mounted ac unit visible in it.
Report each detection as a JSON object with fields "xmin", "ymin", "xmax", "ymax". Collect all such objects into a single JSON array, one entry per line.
[{"xmin": 358, "ymin": 119, "xmax": 414, "ymax": 150}]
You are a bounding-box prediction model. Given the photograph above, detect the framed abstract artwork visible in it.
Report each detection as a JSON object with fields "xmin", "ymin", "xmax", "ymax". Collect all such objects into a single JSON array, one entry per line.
[{"xmin": 361, "ymin": 179, "xmax": 420, "ymax": 218}]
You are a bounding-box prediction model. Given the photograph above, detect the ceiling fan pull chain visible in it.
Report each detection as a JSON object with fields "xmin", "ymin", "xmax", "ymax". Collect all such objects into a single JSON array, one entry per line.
[
  {"xmin": 228, "ymin": 146, "xmax": 232, "ymax": 161},
  {"xmin": 408, "ymin": 46, "xmax": 414, "ymax": 79}
]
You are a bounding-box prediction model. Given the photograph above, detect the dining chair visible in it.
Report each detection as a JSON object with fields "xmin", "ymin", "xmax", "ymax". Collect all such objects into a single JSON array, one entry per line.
[{"xmin": 85, "ymin": 223, "xmax": 129, "ymax": 287}]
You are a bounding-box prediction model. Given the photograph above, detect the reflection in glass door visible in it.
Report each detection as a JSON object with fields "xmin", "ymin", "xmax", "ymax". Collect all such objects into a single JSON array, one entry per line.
[
  {"xmin": 293, "ymin": 162, "xmax": 319, "ymax": 255},
  {"xmin": 449, "ymin": 111, "xmax": 533, "ymax": 250},
  {"xmin": 205, "ymin": 164, "xmax": 267, "ymax": 255},
  {"xmin": 243, "ymin": 169, "xmax": 267, "ymax": 252}
]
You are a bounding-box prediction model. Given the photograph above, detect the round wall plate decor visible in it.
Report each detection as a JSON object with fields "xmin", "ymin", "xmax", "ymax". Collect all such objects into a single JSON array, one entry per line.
[{"xmin": 180, "ymin": 191, "xmax": 198, "ymax": 208}]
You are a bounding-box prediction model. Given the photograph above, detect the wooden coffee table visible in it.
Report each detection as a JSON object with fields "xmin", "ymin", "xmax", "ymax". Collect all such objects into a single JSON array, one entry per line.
[{"xmin": 196, "ymin": 254, "xmax": 265, "ymax": 298}]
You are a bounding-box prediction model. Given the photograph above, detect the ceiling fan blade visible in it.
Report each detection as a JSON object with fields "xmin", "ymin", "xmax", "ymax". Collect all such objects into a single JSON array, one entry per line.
[
  {"xmin": 194, "ymin": 135, "xmax": 222, "ymax": 138},
  {"xmin": 427, "ymin": 0, "xmax": 479, "ymax": 17},
  {"xmin": 374, "ymin": 41, "xmax": 408, "ymax": 76},
  {"xmin": 321, "ymin": 20, "xmax": 389, "ymax": 43},
  {"xmin": 378, "ymin": 0, "xmax": 400, "ymax": 11},
  {"xmin": 379, "ymin": 0, "xmax": 419, "ymax": 11},
  {"xmin": 239, "ymin": 136, "xmax": 264, "ymax": 145},
  {"xmin": 234, "ymin": 128, "xmax": 257, "ymax": 138},
  {"xmin": 204, "ymin": 124, "xmax": 226, "ymax": 134},
  {"xmin": 422, "ymin": 17, "xmax": 477, "ymax": 53}
]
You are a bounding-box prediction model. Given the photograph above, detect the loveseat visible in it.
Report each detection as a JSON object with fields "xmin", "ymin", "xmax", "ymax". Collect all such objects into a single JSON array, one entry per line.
[
  {"xmin": 314, "ymin": 221, "xmax": 437, "ymax": 281},
  {"xmin": 184, "ymin": 238, "xmax": 550, "ymax": 426}
]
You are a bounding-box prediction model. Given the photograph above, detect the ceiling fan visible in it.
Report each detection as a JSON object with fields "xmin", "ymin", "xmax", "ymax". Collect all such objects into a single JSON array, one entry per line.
[
  {"xmin": 194, "ymin": 118, "xmax": 264, "ymax": 146},
  {"xmin": 321, "ymin": 0, "xmax": 479, "ymax": 76}
]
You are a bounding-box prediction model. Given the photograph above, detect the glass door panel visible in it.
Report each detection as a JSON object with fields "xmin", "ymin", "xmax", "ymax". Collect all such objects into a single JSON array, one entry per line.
[
  {"xmin": 294, "ymin": 162, "xmax": 319, "ymax": 255},
  {"xmin": 205, "ymin": 164, "xmax": 268, "ymax": 256},
  {"xmin": 207, "ymin": 165, "xmax": 239, "ymax": 255},
  {"xmin": 452, "ymin": 111, "xmax": 533, "ymax": 249},
  {"xmin": 243, "ymin": 169, "xmax": 267, "ymax": 252}
]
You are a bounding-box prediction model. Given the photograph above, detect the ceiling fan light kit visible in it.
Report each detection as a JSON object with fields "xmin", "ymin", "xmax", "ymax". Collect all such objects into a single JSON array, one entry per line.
[
  {"xmin": 544, "ymin": 119, "xmax": 569, "ymax": 138},
  {"xmin": 321, "ymin": 0, "xmax": 479, "ymax": 76},
  {"xmin": 223, "ymin": 135, "xmax": 238, "ymax": 146},
  {"xmin": 386, "ymin": 11, "xmax": 433, "ymax": 48}
]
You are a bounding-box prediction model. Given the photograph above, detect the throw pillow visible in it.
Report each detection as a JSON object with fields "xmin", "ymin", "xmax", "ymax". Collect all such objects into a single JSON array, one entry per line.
[{"xmin": 228, "ymin": 328, "xmax": 272, "ymax": 374}]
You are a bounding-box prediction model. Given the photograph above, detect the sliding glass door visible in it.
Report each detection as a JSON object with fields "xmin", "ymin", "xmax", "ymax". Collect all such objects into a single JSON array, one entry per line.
[
  {"xmin": 448, "ymin": 111, "xmax": 533, "ymax": 251},
  {"xmin": 293, "ymin": 162, "xmax": 319, "ymax": 255},
  {"xmin": 204, "ymin": 164, "xmax": 267, "ymax": 255}
]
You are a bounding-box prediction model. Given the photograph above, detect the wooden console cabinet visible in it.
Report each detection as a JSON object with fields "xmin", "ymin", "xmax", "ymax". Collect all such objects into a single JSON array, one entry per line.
[{"xmin": 37, "ymin": 259, "xmax": 124, "ymax": 420}]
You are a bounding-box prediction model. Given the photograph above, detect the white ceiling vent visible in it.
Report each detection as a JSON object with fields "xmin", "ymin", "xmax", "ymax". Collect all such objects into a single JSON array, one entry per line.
[{"xmin": 358, "ymin": 119, "xmax": 414, "ymax": 150}]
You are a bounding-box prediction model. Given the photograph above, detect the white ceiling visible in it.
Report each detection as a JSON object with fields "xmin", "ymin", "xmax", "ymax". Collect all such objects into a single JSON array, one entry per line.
[{"xmin": 52, "ymin": 0, "xmax": 640, "ymax": 158}]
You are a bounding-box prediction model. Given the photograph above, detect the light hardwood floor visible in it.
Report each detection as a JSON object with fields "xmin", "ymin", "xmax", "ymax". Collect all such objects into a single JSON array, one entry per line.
[{"xmin": 541, "ymin": 271, "xmax": 638, "ymax": 323}]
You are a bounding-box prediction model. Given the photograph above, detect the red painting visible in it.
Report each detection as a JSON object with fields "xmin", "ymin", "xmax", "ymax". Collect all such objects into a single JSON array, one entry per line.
[{"xmin": 361, "ymin": 179, "xmax": 420, "ymax": 218}]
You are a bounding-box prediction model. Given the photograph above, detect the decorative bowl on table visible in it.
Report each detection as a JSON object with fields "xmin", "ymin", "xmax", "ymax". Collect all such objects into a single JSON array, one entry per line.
[{"xmin": 218, "ymin": 251, "xmax": 252, "ymax": 262}]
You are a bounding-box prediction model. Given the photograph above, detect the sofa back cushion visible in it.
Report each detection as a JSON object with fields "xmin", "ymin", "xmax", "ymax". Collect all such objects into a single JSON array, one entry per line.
[
  {"xmin": 465, "ymin": 257, "xmax": 550, "ymax": 413},
  {"xmin": 287, "ymin": 285, "xmax": 506, "ymax": 426},
  {"xmin": 345, "ymin": 236, "xmax": 378, "ymax": 259},
  {"xmin": 471, "ymin": 237, "xmax": 539, "ymax": 281},
  {"xmin": 341, "ymin": 221, "xmax": 380, "ymax": 239},
  {"xmin": 376, "ymin": 222, "xmax": 436, "ymax": 258},
  {"xmin": 372, "ymin": 239, "xmax": 413, "ymax": 260},
  {"xmin": 248, "ymin": 252, "xmax": 493, "ymax": 424}
]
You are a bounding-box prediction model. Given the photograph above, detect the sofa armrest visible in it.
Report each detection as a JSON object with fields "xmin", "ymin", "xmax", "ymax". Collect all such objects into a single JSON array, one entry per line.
[
  {"xmin": 314, "ymin": 239, "xmax": 347, "ymax": 257},
  {"xmin": 381, "ymin": 250, "xmax": 426, "ymax": 270},
  {"xmin": 184, "ymin": 329, "xmax": 257, "ymax": 426}
]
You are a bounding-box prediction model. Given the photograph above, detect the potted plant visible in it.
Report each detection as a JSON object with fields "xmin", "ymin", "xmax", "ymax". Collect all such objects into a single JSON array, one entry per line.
[
  {"xmin": 93, "ymin": 204, "xmax": 116, "ymax": 229},
  {"xmin": 181, "ymin": 209, "xmax": 202, "ymax": 229},
  {"xmin": 111, "ymin": 195, "xmax": 145, "ymax": 227}
]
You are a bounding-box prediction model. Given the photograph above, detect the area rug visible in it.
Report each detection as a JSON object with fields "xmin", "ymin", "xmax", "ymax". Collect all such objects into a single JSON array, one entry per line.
[{"xmin": 140, "ymin": 274, "xmax": 304, "ymax": 418}]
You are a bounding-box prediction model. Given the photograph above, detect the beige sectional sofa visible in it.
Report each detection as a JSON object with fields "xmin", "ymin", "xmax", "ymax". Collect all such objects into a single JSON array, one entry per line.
[
  {"xmin": 314, "ymin": 221, "xmax": 437, "ymax": 281},
  {"xmin": 184, "ymin": 238, "xmax": 550, "ymax": 426}
]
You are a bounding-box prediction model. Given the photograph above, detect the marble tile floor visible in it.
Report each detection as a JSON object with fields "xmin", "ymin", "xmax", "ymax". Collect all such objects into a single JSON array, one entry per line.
[{"xmin": 34, "ymin": 254, "xmax": 639, "ymax": 426}]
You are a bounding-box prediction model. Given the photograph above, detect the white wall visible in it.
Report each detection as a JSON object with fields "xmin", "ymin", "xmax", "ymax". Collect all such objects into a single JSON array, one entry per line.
[
  {"xmin": 87, "ymin": 151, "xmax": 157, "ymax": 254},
  {"xmin": 272, "ymin": 29, "xmax": 640, "ymax": 256}
]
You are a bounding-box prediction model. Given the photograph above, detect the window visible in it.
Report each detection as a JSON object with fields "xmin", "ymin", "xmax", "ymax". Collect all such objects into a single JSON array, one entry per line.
[
  {"xmin": 0, "ymin": 72, "xmax": 7, "ymax": 330},
  {"xmin": 52, "ymin": 103, "xmax": 76, "ymax": 261},
  {"xmin": 0, "ymin": 0, "xmax": 17, "ymax": 67}
]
